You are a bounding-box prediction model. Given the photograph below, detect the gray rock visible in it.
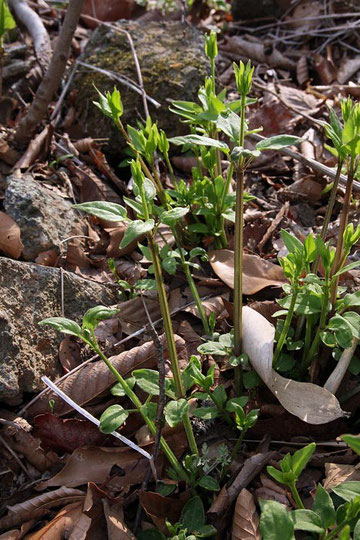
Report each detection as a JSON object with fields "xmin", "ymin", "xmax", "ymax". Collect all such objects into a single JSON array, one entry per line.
[
  {"xmin": 74, "ymin": 20, "xmax": 210, "ymax": 157},
  {"xmin": 4, "ymin": 174, "xmax": 85, "ymax": 261},
  {"xmin": 0, "ymin": 257, "xmax": 120, "ymax": 404}
]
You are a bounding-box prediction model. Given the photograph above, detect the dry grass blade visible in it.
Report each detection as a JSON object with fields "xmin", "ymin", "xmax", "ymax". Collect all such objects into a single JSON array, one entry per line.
[
  {"xmin": 232, "ymin": 489, "xmax": 261, "ymax": 540},
  {"xmin": 209, "ymin": 250, "xmax": 286, "ymax": 293},
  {"xmin": 28, "ymin": 335, "xmax": 186, "ymax": 417}
]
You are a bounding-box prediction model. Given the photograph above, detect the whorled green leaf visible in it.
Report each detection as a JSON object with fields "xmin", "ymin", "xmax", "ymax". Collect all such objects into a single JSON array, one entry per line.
[
  {"xmin": 39, "ymin": 317, "xmax": 82, "ymax": 337},
  {"xmin": 99, "ymin": 404, "xmax": 129, "ymax": 433},
  {"xmin": 73, "ymin": 201, "xmax": 127, "ymax": 222},
  {"xmin": 120, "ymin": 219, "xmax": 154, "ymax": 249}
]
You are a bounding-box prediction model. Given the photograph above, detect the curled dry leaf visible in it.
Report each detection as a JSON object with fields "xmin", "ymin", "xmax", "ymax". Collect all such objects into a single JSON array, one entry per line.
[
  {"xmin": 35, "ymin": 249, "xmax": 58, "ymax": 267},
  {"xmin": 28, "ymin": 335, "xmax": 186, "ymax": 417},
  {"xmin": 7, "ymin": 486, "xmax": 85, "ymax": 514},
  {"xmin": 209, "ymin": 250, "xmax": 286, "ymax": 293},
  {"xmin": 0, "ymin": 211, "xmax": 23, "ymax": 259},
  {"xmin": 242, "ymin": 306, "xmax": 346, "ymax": 424},
  {"xmin": 37, "ymin": 446, "xmax": 152, "ymax": 489},
  {"xmin": 140, "ymin": 491, "xmax": 190, "ymax": 533},
  {"xmin": 25, "ymin": 501, "xmax": 91, "ymax": 540},
  {"xmin": 103, "ymin": 500, "xmax": 135, "ymax": 540},
  {"xmin": 34, "ymin": 413, "xmax": 108, "ymax": 453},
  {"xmin": 232, "ymin": 488, "xmax": 261, "ymax": 540}
]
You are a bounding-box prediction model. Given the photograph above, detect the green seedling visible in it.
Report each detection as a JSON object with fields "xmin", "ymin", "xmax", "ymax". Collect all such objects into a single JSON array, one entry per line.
[{"xmin": 0, "ymin": 0, "xmax": 15, "ymax": 97}]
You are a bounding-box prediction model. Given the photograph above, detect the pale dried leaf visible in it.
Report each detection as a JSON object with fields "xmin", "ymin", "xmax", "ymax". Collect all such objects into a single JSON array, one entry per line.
[
  {"xmin": 227, "ymin": 452, "xmax": 276, "ymax": 505},
  {"xmin": 103, "ymin": 500, "xmax": 135, "ymax": 539},
  {"xmin": 242, "ymin": 306, "xmax": 346, "ymax": 424},
  {"xmin": 7, "ymin": 487, "xmax": 85, "ymax": 514},
  {"xmin": 184, "ymin": 295, "xmax": 228, "ymax": 319},
  {"xmin": 324, "ymin": 462, "xmax": 360, "ymax": 491},
  {"xmin": 0, "ymin": 211, "xmax": 23, "ymax": 259},
  {"xmin": 25, "ymin": 502, "xmax": 91, "ymax": 540},
  {"xmin": 37, "ymin": 447, "xmax": 151, "ymax": 489},
  {"xmin": 209, "ymin": 250, "xmax": 286, "ymax": 293},
  {"xmin": 0, "ymin": 531, "xmax": 20, "ymax": 539},
  {"xmin": 232, "ymin": 489, "xmax": 261, "ymax": 540},
  {"xmin": 35, "ymin": 250, "xmax": 58, "ymax": 267},
  {"xmin": 28, "ymin": 335, "xmax": 186, "ymax": 417}
]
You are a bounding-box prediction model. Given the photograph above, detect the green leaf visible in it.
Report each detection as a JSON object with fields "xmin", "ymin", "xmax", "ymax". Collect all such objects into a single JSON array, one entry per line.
[
  {"xmin": 259, "ymin": 500, "xmax": 295, "ymax": 540},
  {"xmin": 212, "ymin": 385, "xmax": 227, "ymax": 407},
  {"xmin": 181, "ymin": 496, "xmax": 205, "ymax": 533},
  {"xmin": 82, "ymin": 306, "xmax": 120, "ymax": 331},
  {"xmin": 281, "ymin": 229, "xmax": 303, "ymax": 253},
  {"xmin": 137, "ymin": 529, "xmax": 166, "ymax": 540},
  {"xmin": 312, "ymin": 484, "xmax": 336, "ymax": 528},
  {"xmin": 162, "ymin": 256, "xmax": 178, "ymax": 275},
  {"xmin": 343, "ymin": 311, "xmax": 360, "ymax": 339},
  {"xmin": 342, "ymin": 434, "xmax": 360, "ymax": 456},
  {"xmin": 0, "ymin": 0, "xmax": 16, "ymax": 37},
  {"xmin": 134, "ymin": 279, "xmax": 157, "ymax": 291},
  {"xmin": 39, "ymin": 317, "xmax": 82, "ymax": 337},
  {"xmin": 197, "ymin": 341, "xmax": 228, "ymax": 355},
  {"xmin": 160, "ymin": 207, "xmax": 189, "ymax": 225},
  {"xmin": 343, "ymin": 291, "xmax": 360, "ymax": 308},
  {"xmin": 354, "ymin": 518, "xmax": 360, "ymax": 540},
  {"xmin": 132, "ymin": 369, "xmax": 160, "ymax": 395},
  {"xmin": 99, "ymin": 404, "xmax": 129, "ymax": 433},
  {"xmin": 165, "ymin": 399, "xmax": 189, "ymax": 428},
  {"xmin": 110, "ymin": 377, "xmax": 135, "ymax": 397},
  {"xmin": 266, "ymin": 466, "xmax": 287, "ymax": 485},
  {"xmin": 256, "ymin": 135, "xmax": 301, "ymax": 151},
  {"xmin": 290, "ymin": 509, "xmax": 324, "ymax": 534},
  {"xmin": 127, "ymin": 125, "xmax": 146, "ymax": 153},
  {"xmin": 333, "ymin": 259, "xmax": 360, "ymax": 278},
  {"xmin": 216, "ymin": 110, "xmax": 240, "ymax": 142},
  {"xmin": 168, "ymin": 134, "xmax": 229, "ymax": 152},
  {"xmin": 291, "ymin": 442, "xmax": 316, "ymax": 477},
  {"xmin": 226, "ymin": 397, "xmax": 248, "ymax": 411},
  {"xmin": 332, "ymin": 482, "xmax": 360, "ymax": 501},
  {"xmin": 193, "ymin": 407, "xmax": 219, "ymax": 420},
  {"xmin": 243, "ymin": 370, "xmax": 262, "ymax": 389},
  {"xmin": 328, "ymin": 315, "xmax": 354, "ymax": 348},
  {"xmin": 198, "ymin": 475, "xmax": 220, "ymax": 491},
  {"xmin": 73, "ymin": 201, "xmax": 127, "ymax": 222},
  {"xmin": 120, "ymin": 219, "xmax": 154, "ymax": 248}
]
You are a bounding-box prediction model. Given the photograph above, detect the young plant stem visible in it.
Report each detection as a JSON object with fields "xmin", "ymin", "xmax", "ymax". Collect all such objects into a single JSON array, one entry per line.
[
  {"xmin": 220, "ymin": 429, "xmax": 246, "ymax": 481},
  {"xmin": 90, "ymin": 337, "xmax": 189, "ymax": 482},
  {"xmin": 301, "ymin": 316, "xmax": 313, "ymax": 366},
  {"xmin": 313, "ymin": 160, "xmax": 343, "ymax": 274},
  {"xmin": 330, "ymin": 156, "xmax": 356, "ymax": 307},
  {"xmin": 273, "ymin": 284, "xmax": 299, "ymax": 368},
  {"xmin": 233, "ymin": 93, "xmax": 247, "ymax": 359},
  {"xmin": 290, "ymin": 481, "xmax": 305, "ymax": 509},
  {"xmin": 302, "ymin": 278, "xmax": 330, "ymax": 374}
]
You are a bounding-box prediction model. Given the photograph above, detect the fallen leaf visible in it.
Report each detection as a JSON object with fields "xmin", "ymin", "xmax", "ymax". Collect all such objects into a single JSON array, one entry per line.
[
  {"xmin": 6, "ymin": 487, "xmax": 85, "ymax": 515},
  {"xmin": 25, "ymin": 502, "xmax": 91, "ymax": 540},
  {"xmin": 103, "ymin": 500, "xmax": 135, "ymax": 539},
  {"xmin": 34, "ymin": 413, "xmax": 108, "ymax": 453},
  {"xmin": 140, "ymin": 491, "xmax": 190, "ymax": 533},
  {"xmin": 35, "ymin": 249, "xmax": 58, "ymax": 267},
  {"xmin": 28, "ymin": 335, "xmax": 186, "ymax": 417},
  {"xmin": 324, "ymin": 462, "xmax": 360, "ymax": 491},
  {"xmin": 288, "ymin": 1, "xmax": 322, "ymax": 30},
  {"xmin": 0, "ymin": 211, "xmax": 23, "ymax": 259},
  {"xmin": 59, "ymin": 336, "xmax": 82, "ymax": 373},
  {"xmin": 232, "ymin": 489, "xmax": 261, "ymax": 540},
  {"xmin": 209, "ymin": 250, "xmax": 286, "ymax": 293},
  {"xmin": 242, "ymin": 306, "xmax": 347, "ymax": 424},
  {"xmin": 37, "ymin": 446, "xmax": 152, "ymax": 489}
]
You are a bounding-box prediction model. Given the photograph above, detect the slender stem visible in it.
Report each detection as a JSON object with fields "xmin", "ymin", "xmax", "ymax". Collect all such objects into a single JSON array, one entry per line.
[
  {"xmin": 313, "ymin": 161, "xmax": 343, "ymax": 274},
  {"xmin": 164, "ymin": 153, "xmax": 176, "ymax": 185},
  {"xmin": 233, "ymin": 94, "xmax": 247, "ymax": 358},
  {"xmin": 290, "ymin": 481, "xmax": 304, "ymax": 509},
  {"xmin": 301, "ymin": 316, "xmax": 313, "ymax": 366},
  {"xmin": 209, "ymin": 393, "xmax": 233, "ymax": 426},
  {"xmin": 330, "ymin": 156, "xmax": 356, "ymax": 307},
  {"xmin": 273, "ymin": 284, "xmax": 299, "ymax": 368},
  {"xmin": 91, "ymin": 340, "xmax": 188, "ymax": 482},
  {"xmin": 220, "ymin": 428, "xmax": 246, "ymax": 481},
  {"xmin": 303, "ymin": 279, "xmax": 330, "ymax": 373}
]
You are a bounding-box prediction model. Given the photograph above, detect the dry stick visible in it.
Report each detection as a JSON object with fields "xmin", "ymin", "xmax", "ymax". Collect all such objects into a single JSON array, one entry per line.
[
  {"xmin": 8, "ymin": 0, "xmax": 51, "ymax": 72},
  {"xmin": 134, "ymin": 294, "xmax": 167, "ymax": 534},
  {"xmin": 15, "ymin": 0, "xmax": 86, "ymax": 144},
  {"xmin": 0, "ymin": 433, "xmax": 30, "ymax": 477}
]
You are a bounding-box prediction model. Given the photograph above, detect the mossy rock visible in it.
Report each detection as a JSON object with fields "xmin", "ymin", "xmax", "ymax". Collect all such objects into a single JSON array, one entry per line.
[{"xmin": 74, "ymin": 20, "xmax": 210, "ymax": 158}]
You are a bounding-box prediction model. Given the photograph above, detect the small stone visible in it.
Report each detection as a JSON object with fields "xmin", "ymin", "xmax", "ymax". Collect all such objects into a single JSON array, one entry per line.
[
  {"xmin": 0, "ymin": 257, "xmax": 120, "ymax": 404},
  {"xmin": 73, "ymin": 20, "xmax": 210, "ymax": 157},
  {"xmin": 4, "ymin": 174, "xmax": 86, "ymax": 261}
]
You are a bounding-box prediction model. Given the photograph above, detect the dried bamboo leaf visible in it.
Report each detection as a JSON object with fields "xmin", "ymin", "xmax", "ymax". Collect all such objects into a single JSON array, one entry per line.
[
  {"xmin": 28, "ymin": 335, "xmax": 186, "ymax": 417},
  {"xmin": 242, "ymin": 306, "xmax": 346, "ymax": 425},
  {"xmin": 232, "ymin": 489, "xmax": 261, "ymax": 540}
]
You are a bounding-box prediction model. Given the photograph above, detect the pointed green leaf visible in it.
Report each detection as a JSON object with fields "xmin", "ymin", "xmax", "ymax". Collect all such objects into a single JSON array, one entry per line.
[
  {"xmin": 332, "ymin": 482, "xmax": 360, "ymax": 501},
  {"xmin": 82, "ymin": 306, "xmax": 120, "ymax": 331},
  {"xmin": 259, "ymin": 500, "xmax": 295, "ymax": 540},
  {"xmin": 181, "ymin": 496, "xmax": 205, "ymax": 532},
  {"xmin": 198, "ymin": 475, "xmax": 220, "ymax": 491},
  {"xmin": 290, "ymin": 509, "xmax": 324, "ymax": 534},
  {"xmin": 39, "ymin": 317, "xmax": 82, "ymax": 337},
  {"xmin": 313, "ymin": 484, "xmax": 336, "ymax": 528},
  {"xmin": 256, "ymin": 135, "xmax": 302, "ymax": 151},
  {"xmin": 169, "ymin": 134, "xmax": 229, "ymax": 152},
  {"xmin": 120, "ymin": 219, "xmax": 154, "ymax": 248},
  {"xmin": 73, "ymin": 201, "xmax": 127, "ymax": 222},
  {"xmin": 342, "ymin": 434, "xmax": 360, "ymax": 456},
  {"xmin": 291, "ymin": 443, "xmax": 316, "ymax": 477},
  {"xmin": 99, "ymin": 404, "xmax": 129, "ymax": 433}
]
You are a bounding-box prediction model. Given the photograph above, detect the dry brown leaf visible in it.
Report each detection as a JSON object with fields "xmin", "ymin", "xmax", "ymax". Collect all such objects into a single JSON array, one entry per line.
[
  {"xmin": 288, "ymin": 1, "xmax": 322, "ymax": 30},
  {"xmin": 0, "ymin": 510, "xmax": 49, "ymax": 533},
  {"xmin": 7, "ymin": 487, "xmax": 85, "ymax": 515},
  {"xmin": 35, "ymin": 250, "xmax": 58, "ymax": 267},
  {"xmin": 25, "ymin": 502, "xmax": 91, "ymax": 540},
  {"xmin": 184, "ymin": 295, "xmax": 228, "ymax": 319},
  {"xmin": 324, "ymin": 462, "xmax": 360, "ymax": 491},
  {"xmin": 0, "ymin": 531, "xmax": 20, "ymax": 539},
  {"xmin": 28, "ymin": 335, "xmax": 186, "ymax": 417},
  {"xmin": 255, "ymin": 474, "xmax": 290, "ymax": 506},
  {"xmin": 0, "ymin": 211, "xmax": 23, "ymax": 259},
  {"xmin": 59, "ymin": 337, "xmax": 82, "ymax": 373},
  {"xmin": 242, "ymin": 306, "xmax": 346, "ymax": 424},
  {"xmin": 37, "ymin": 446, "xmax": 152, "ymax": 489},
  {"xmin": 103, "ymin": 500, "xmax": 135, "ymax": 539},
  {"xmin": 232, "ymin": 489, "xmax": 261, "ymax": 540},
  {"xmin": 140, "ymin": 491, "xmax": 189, "ymax": 533},
  {"xmin": 209, "ymin": 250, "xmax": 286, "ymax": 293},
  {"xmin": 227, "ymin": 452, "xmax": 276, "ymax": 505}
]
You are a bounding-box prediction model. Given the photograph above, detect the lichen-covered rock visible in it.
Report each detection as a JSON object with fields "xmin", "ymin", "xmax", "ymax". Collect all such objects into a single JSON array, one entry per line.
[
  {"xmin": 74, "ymin": 20, "xmax": 210, "ymax": 156},
  {"xmin": 4, "ymin": 174, "xmax": 86, "ymax": 261},
  {"xmin": 0, "ymin": 258, "xmax": 120, "ymax": 404}
]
